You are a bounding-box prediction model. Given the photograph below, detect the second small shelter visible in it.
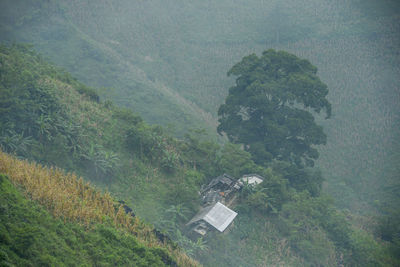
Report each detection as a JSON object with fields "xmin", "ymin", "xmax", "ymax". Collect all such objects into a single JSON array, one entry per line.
[
  {"xmin": 239, "ymin": 174, "xmax": 264, "ymax": 186},
  {"xmin": 200, "ymin": 173, "xmax": 234, "ymax": 194}
]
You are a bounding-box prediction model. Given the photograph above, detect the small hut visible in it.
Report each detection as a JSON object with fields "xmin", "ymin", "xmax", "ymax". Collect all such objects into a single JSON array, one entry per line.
[
  {"xmin": 200, "ymin": 173, "xmax": 235, "ymax": 194},
  {"xmin": 239, "ymin": 174, "xmax": 264, "ymax": 186},
  {"xmin": 187, "ymin": 202, "xmax": 238, "ymax": 236}
]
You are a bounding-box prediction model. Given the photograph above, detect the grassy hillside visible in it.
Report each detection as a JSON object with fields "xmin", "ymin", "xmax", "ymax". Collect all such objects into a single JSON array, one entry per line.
[
  {"xmin": 0, "ymin": 171, "xmax": 185, "ymax": 266},
  {"xmin": 0, "ymin": 0, "xmax": 220, "ymax": 136},
  {"xmin": 0, "ymin": 43, "xmax": 198, "ymax": 220}
]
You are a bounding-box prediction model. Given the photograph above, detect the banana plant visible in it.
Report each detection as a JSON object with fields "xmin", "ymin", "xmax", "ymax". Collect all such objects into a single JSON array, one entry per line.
[
  {"xmin": 165, "ymin": 204, "xmax": 189, "ymax": 223},
  {"xmin": 0, "ymin": 129, "xmax": 33, "ymax": 156},
  {"xmin": 81, "ymin": 143, "xmax": 119, "ymax": 178}
]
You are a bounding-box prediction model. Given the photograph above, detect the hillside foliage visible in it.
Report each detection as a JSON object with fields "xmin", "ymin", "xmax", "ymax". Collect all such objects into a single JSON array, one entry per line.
[
  {"xmin": 0, "ymin": 173, "xmax": 181, "ymax": 267},
  {"xmin": 0, "ymin": 43, "xmax": 398, "ymax": 266},
  {"xmin": 0, "ymin": 0, "xmax": 398, "ymax": 221},
  {"xmin": 0, "ymin": 152, "xmax": 198, "ymax": 267}
]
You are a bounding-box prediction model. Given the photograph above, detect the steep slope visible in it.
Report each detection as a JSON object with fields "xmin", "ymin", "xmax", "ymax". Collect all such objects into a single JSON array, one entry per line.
[
  {"xmin": 0, "ymin": 43, "xmax": 198, "ymax": 220},
  {"xmin": 0, "ymin": 172, "xmax": 183, "ymax": 266},
  {"xmin": 0, "ymin": 44, "xmax": 205, "ymax": 263},
  {"xmin": 1, "ymin": 44, "xmax": 398, "ymax": 266},
  {"xmin": 0, "ymin": 0, "xmax": 218, "ymax": 136},
  {"xmin": 0, "ymin": 1, "xmax": 398, "ymax": 215}
]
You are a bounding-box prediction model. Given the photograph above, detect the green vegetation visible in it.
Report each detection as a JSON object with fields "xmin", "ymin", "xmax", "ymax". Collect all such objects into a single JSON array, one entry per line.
[
  {"xmin": 0, "ymin": 173, "xmax": 175, "ymax": 267},
  {"xmin": 0, "ymin": 151, "xmax": 199, "ymax": 266},
  {"xmin": 218, "ymin": 49, "xmax": 331, "ymax": 167},
  {"xmin": 0, "ymin": 0, "xmax": 220, "ymax": 136},
  {"xmin": 0, "ymin": 44, "xmax": 200, "ymax": 266},
  {"xmin": 1, "ymin": 42, "xmax": 398, "ymax": 266}
]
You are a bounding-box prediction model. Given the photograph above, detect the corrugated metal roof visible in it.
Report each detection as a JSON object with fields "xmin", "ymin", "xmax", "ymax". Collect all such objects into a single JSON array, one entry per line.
[
  {"xmin": 187, "ymin": 202, "xmax": 237, "ymax": 232},
  {"xmin": 240, "ymin": 174, "xmax": 264, "ymax": 185},
  {"xmin": 201, "ymin": 173, "xmax": 235, "ymax": 193}
]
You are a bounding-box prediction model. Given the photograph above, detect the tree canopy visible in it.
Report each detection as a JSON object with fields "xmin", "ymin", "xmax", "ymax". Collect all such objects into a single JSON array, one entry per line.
[{"xmin": 218, "ymin": 49, "xmax": 331, "ymax": 167}]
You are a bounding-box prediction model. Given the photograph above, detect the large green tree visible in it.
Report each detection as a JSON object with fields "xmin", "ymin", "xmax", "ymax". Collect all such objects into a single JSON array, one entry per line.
[{"xmin": 218, "ymin": 49, "xmax": 331, "ymax": 167}]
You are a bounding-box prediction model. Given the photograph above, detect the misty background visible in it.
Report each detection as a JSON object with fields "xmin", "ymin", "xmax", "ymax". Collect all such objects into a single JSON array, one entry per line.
[{"xmin": 0, "ymin": 0, "xmax": 399, "ymax": 265}]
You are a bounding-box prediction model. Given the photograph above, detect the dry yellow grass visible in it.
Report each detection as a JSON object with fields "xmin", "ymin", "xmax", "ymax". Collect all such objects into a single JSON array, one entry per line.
[{"xmin": 0, "ymin": 150, "xmax": 200, "ymax": 267}]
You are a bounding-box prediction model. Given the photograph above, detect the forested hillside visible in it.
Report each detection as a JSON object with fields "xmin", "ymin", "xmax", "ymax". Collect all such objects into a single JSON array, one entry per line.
[
  {"xmin": 0, "ymin": 0, "xmax": 399, "ymax": 266},
  {"xmin": 1, "ymin": 43, "xmax": 398, "ymax": 266}
]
